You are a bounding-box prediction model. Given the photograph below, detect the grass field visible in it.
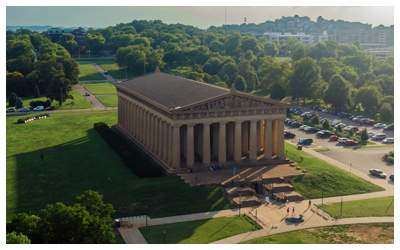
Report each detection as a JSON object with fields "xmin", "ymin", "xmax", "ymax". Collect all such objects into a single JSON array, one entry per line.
[
  {"xmin": 285, "ymin": 142, "xmax": 384, "ymax": 199},
  {"xmin": 163, "ymin": 66, "xmax": 191, "ymax": 76},
  {"xmin": 81, "ymin": 82, "xmax": 117, "ymax": 95},
  {"xmin": 242, "ymin": 223, "xmax": 394, "ymax": 244},
  {"xmin": 322, "ymin": 196, "xmax": 394, "ymax": 218},
  {"xmin": 6, "ymin": 113, "xmax": 230, "ymax": 221},
  {"xmin": 6, "ymin": 88, "xmax": 92, "ymax": 110},
  {"xmin": 76, "ymin": 58, "xmax": 136, "ymax": 80},
  {"xmin": 78, "ymin": 63, "xmax": 106, "ymax": 81},
  {"xmin": 97, "ymin": 95, "xmax": 118, "ymax": 107},
  {"xmin": 246, "ymin": 88, "xmax": 270, "ymax": 98},
  {"xmin": 276, "ymin": 57, "xmax": 292, "ymax": 63},
  {"xmin": 139, "ymin": 215, "xmax": 261, "ymax": 244}
]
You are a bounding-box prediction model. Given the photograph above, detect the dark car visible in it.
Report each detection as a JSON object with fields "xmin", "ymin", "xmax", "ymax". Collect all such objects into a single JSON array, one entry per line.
[
  {"xmin": 298, "ymin": 138, "xmax": 313, "ymax": 145},
  {"xmin": 291, "ymin": 122, "xmax": 302, "ymax": 128},
  {"xmin": 307, "ymin": 127, "xmax": 320, "ymax": 133},
  {"xmin": 287, "ymin": 120, "xmax": 294, "ymax": 125},
  {"xmin": 369, "ymin": 169, "xmax": 387, "ymax": 179},
  {"xmin": 6, "ymin": 108, "xmax": 16, "ymax": 113},
  {"xmin": 45, "ymin": 106, "xmax": 56, "ymax": 110},
  {"xmin": 86, "ymin": 92, "xmax": 90, "ymax": 96},
  {"xmin": 349, "ymin": 116, "xmax": 355, "ymax": 120},
  {"xmin": 317, "ymin": 130, "xmax": 334, "ymax": 137},
  {"xmin": 389, "ymin": 174, "xmax": 394, "ymax": 181},
  {"xmin": 384, "ymin": 125, "xmax": 394, "ymax": 131},
  {"xmin": 104, "ymin": 71, "xmax": 108, "ymax": 75},
  {"xmin": 284, "ymin": 131, "xmax": 296, "ymax": 138}
]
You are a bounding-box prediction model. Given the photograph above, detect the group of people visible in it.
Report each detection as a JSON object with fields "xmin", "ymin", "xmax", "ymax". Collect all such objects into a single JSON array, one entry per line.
[
  {"xmin": 286, "ymin": 200, "xmax": 312, "ymax": 217},
  {"xmin": 210, "ymin": 164, "xmax": 221, "ymax": 171}
]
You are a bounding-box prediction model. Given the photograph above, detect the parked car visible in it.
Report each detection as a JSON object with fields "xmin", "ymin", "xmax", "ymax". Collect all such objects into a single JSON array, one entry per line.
[
  {"xmin": 317, "ymin": 130, "xmax": 334, "ymax": 137},
  {"xmin": 298, "ymin": 138, "xmax": 313, "ymax": 145},
  {"xmin": 86, "ymin": 92, "xmax": 91, "ymax": 96},
  {"xmin": 349, "ymin": 115, "xmax": 355, "ymax": 120},
  {"xmin": 345, "ymin": 140, "xmax": 358, "ymax": 146},
  {"xmin": 291, "ymin": 122, "xmax": 302, "ymax": 128},
  {"xmin": 338, "ymin": 138, "xmax": 348, "ymax": 144},
  {"xmin": 343, "ymin": 126, "xmax": 353, "ymax": 132},
  {"xmin": 307, "ymin": 127, "xmax": 320, "ymax": 133},
  {"xmin": 104, "ymin": 71, "xmax": 108, "ymax": 74},
  {"xmin": 355, "ymin": 131, "xmax": 362, "ymax": 136},
  {"xmin": 330, "ymin": 135, "xmax": 339, "ymax": 141},
  {"xmin": 33, "ymin": 106, "xmax": 44, "ymax": 111},
  {"xmin": 45, "ymin": 106, "xmax": 56, "ymax": 111},
  {"xmin": 384, "ymin": 125, "xmax": 394, "ymax": 131},
  {"xmin": 303, "ymin": 126, "xmax": 312, "ymax": 132},
  {"xmin": 334, "ymin": 123, "xmax": 346, "ymax": 129},
  {"xmin": 284, "ymin": 119, "xmax": 290, "ymax": 124},
  {"xmin": 369, "ymin": 169, "xmax": 387, "ymax": 179},
  {"xmin": 366, "ymin": 120, "xmax": 377, "ymax": 125},
  {"xmin": 359, "ymin": 118, "xmax": 370, "ymax": 124},
  {"xmin": 372, "ymin": 133, "xmax": 386, "ymax": 140},
  {"xmin": 389, "ymin": 174, "xmax": 394, "ymax": 181},
  {"xmin": 18, "ymin": 108, "xmax": 30, "ymax": 112},
  {"xmin": 373, "ymin": 123, "xmax": 386, "ymax": 128},
  {"xmin": 6, "ymin": 108, "xmax": 16, "ymax": 113},
  {"xmin": 287, "ymin": 120, "xmax": 293, "ymax": 125},
  {"xmin": 284, "ymin": 131, "xmax": 296, "ymax": 138},
  {"xmin": 368, "ymin": 132, "xmax": 375, "ymax": 137},
  {"xmin": 340, "ymin": 113, "xmax": 350, "ymax": 118},
  {"xmin": 382, "ymin": 138, "xmax": 394, "ymax": 144},
  {"xmin": 301, "ymin": 112, "xmax": 310, "ymax": 117},
  {"xmin": 299, "ymin": 125, "xmax": 307, "ymax": 130}
]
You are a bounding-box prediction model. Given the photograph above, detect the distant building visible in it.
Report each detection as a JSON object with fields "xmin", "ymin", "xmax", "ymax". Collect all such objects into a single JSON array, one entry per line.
[
  {"xmin": 259, "ymin": 32, "xmax": 328, "ymax": 46},
  {"xmin": 47, "ymin": 28, "xmax": 87, "ymax": 46},
  {"xmin": 333, "ymin": 30, "xmax": 390, "ymax": 47},
  {"xmin": 287, "ymin": 21, "xmax": 294, "ymax": 28},
  {"xmin": 310, "ymin": 31, "xmax": 329, "ymax": 44},
  {"xmin": 363, "ymin": 47, "xmax": 394, "ymax": 59}
]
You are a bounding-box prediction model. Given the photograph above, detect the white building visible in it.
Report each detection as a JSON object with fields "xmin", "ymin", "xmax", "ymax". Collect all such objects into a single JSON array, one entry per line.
[{"xmin": 261, "ymin": 32, "xmax": 328, "ymax": 46}]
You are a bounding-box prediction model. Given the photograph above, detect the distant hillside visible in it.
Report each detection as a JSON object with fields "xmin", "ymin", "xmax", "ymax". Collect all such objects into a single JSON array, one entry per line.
[{"xmin": 6, "ymin": 25, "xmax": 104, "ymax": 32}]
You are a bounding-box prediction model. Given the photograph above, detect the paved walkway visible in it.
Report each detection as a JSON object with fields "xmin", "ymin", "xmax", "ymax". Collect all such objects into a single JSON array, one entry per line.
[{"xmin": 210, "ymin": 216, "xmax": 394, "ymax": 244}]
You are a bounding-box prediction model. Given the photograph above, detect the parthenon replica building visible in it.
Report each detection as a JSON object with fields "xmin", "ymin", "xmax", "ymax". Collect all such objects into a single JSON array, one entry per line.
[{"xmin": 115, "ymin": 68, "xmax": 290, "ymax": 173}]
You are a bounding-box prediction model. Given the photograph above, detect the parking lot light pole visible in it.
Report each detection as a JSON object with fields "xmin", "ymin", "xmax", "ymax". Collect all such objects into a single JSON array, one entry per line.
[
  {"xmin": 163, "ymin": 230, "xmax": 165, "ymax": 244},
  {"xmin": 321, "ymin": 185, "xmax": 324, "ymax": 206}
]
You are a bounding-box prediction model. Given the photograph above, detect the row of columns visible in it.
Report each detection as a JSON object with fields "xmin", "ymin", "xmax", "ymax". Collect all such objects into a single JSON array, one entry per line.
[{"xmin": 118, "ymin": 95, "xmax": 285, "ymax": 169}]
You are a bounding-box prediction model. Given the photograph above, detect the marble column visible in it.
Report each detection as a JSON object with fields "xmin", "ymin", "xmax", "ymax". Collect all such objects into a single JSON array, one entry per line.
[
  {"xmin": 186, "ymin": 124, "xmax": 195, "ymax": 166},
  {"xmin": 146, "ymin": 111, "xmax": 151, "ymax": 147},
  {"xmin": 249, "ymin": 120, "xmax": 258, "ymax": 160},
  {"xmin": 264, "ymin": 119, "xmax": 272, "ymax": 160},
  {"xmin": 128, "ymin": 102, "xmax": 132, "ymax": 135},
  {"xmin": 149, "ymin": 113, "xmax": 154, "ymax": 150},
  {"xmin": 168, "ymin": 124, "xmax": 173, "ymax": 164},
  {"xmin": 242, "ymin": 121, "xmax": 249, "ymax": 154},
  {"xmin": 272, "ymin": 119, "xmax": 278, "ymax": 155},
  {"xmin": 203, "ymin": 122, "xmax": 211, "ymax": 165},
  {"xmin": 172, "ymin": 125, "xmax": 181, "ymax": 168},
  {"xmin": 227, "ymin": 123, "xmax": 234, "ymax": 155},
  {"xmin": 154, "ymin": 117, "xmax": 159, "ymax": 153},
  {"xmin": 212, "ymin": 123, "xmax": 219, "ymax": 157},
  {"xmin": 135, "ymin": 105, "xmax": 139, "ymax": 138},
  {"xmin": 158, "ymin": 118, "xmax": 163, "ymax": 157},
  {"xmin": 163, "ymin": 121, "xmax": 168, "ymax": 161},
  {"xmin": 218, "ymin": 122, "xmax": 227, "ymax": 163},
  {"xmin": 277, "ymin": 119, "xmax": 285, "ymax": 159},
  {"xmin": 118, "ymin": 96, "xmax": 121, "ymax": 125},
  {"xmin": 139, "ymin": 108, "xmax": 143, "ymax": 142},
  {"xmin": 234, "ymin": 121, "xmax": 243, "ymax": 162},
  {"xmin": 260, "ymin": 119, "xmax": 264, "ymax": 149}
]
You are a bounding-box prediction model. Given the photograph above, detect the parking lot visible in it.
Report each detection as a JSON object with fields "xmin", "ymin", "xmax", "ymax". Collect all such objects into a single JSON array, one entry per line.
[{"xmin": 285, "ymin": 106, "xmax": 394, "ymax": 178}]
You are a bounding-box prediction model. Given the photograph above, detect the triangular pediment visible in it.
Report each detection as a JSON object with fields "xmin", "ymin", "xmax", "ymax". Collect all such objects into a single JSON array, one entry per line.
[{"xmin": 171, "ymin": 92, "xmax": 289, "ymax": 113}]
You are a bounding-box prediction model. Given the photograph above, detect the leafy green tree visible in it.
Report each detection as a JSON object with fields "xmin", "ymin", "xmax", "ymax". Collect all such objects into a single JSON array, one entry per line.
[
  {"xmin": 264, "ymin": 42, "xmax": 279, "ymax": 57},
  {"xmin": 202, "ymin": 57, "xmax": 222, "ymax": 75},
  {"xmin": 56, "ymin": 57, "xmax": 80, "ymax": 85},
  {"xmin": 373, "ymin": 62, "xmax": 394, "ymax": 76},
  {"xmin": 290, "ymin": 45, "xmax": 306, "ymax": 61},
  {"xmin": 322, "ymin": 119, "xmax": 330, "ymax": 130},
  {"xmin": 306, "ymin": 42, "xmax": 330, "ymax": 61},
  {"xmin": 356, "ymin": 72, "xmax": 376, "ymax": 88},
  {"xmin": 237, "ymin": 59, "xmax": 252, "ymax": 76},
  {"xmin": 319, "ymin": 57, "xmax": 340, "ymax": 83},
  {"xmin": 186, "ymin": 72, "xmax": 204, "ymax": 81},
  {"xmin": 15, "ymin": 98, "xmax": 23, "ymax": 109},
  {"xmin": 220, "ymin": 61, "xmax": 238, "ymax": 79},
  {"xmin": 312, "ymin": 112, "xmax": 320, "ymax": 125},
  {"xmin": 338, "ymin": 66, "xmax": 359, "ymax": 85},
  {"xmin": 290, "ymin": 57, "xmax": 322, "ymax": 104},
  {"xmin": 57, "ymin": 34, "xmax": 78, "ymax": 53},
  {"xmin": 215, "ymin": 81, "xmax": 228, "ymax": 88},
  {"xmin": 356, "ymin": 85, "xmax": 381, "ymax": 114},
  {"xmin": 244, "ymin": 71, "xmax": 259, "ymax": 90},
  {"xmin": 6, "ymin": 213, "xmax": 42, "ymax": 243},
  {"xmin": 349, "ymin": 129, "xmax": 354, "ymax": 137},
  {"xmin": 381, "ymin": 95, "xmax": 394, "ymax": 109},
  {"xmin": 270, "ymin": 83, "xmax": 286, "ymax": 101},
  {"xmin": 324, "ymin": 74, "xmax": 351, "ymax": 109},
  {"xmin": 209, "ymin": 40, "xmax": 224, "ymax": 54},
  {"xmin": 84, "ymin": 33, "xmax": 106, "ymax": 55},
  {"xmin": 6, "ymin": 232, "xmax": 31, "ymax": 244},
  {"xmin": 33, "ymin": 84, "xmax": 40, "ymax": 98},
  {"xmin": 224, "ymin": 31, "xmax": 241, "ymax": 56},
  {"xmin": 6, "ymin": 39, "xmax": 34, "ymax": 60},
  {"xmin": 338, "ymin": 43, "xmax": 358, "ymax": 57},
  {"xmin": 241, "ymin": 36, "xmax": 261, "ymax": 55},
  {"xmin": 379, "ymin": 103, "xmax": 394, "ymax": 122},
  {"xmin": 341, "ymin": 51, "xmax": 372, "ymax": 75},
  {"xmin": 360, "ymin": 128, "xmax": 369, "ymax": 142},
  {"xmin": 9, "ymin": 92, "xmax": 18, "ymax": 106},
  {"xmin": 38, "ymin": 43, "xmax": 70, "ymax": 59},
  {"xmin": 6, "ymin": 55, "xmax": 34, "ymax": 76},
  {"xmin": 303, "ymin": 114, "xmax": 310, "ymax": 121},
  {"xmin": 6, "ymin": 71, "xmax": 25, "ymax": 96},
  {"xmin": 234, "ymin": 76, "xmax": 247, "ymax": 91},
  {"xmin": 74, "ymin": 190, "xmax": 115, "ymax": 222},
  {"xmin": 336, "ymin": 124, "xmax": 343, "ymax": 132},
  {"xmin": 258, "ymin": 56, "xmax": 291, "ymax": 90},
  {"xmin": 191, "ymin": 64, "xmax": 203, "ymax": 73}
]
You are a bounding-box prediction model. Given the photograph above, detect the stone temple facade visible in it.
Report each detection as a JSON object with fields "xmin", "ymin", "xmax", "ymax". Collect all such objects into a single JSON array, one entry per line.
[{"xmin": 115, "ymin": 68, "xmax": 290, "ymax": 173}]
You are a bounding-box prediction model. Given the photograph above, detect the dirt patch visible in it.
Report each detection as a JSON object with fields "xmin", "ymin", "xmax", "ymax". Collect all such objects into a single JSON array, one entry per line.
[
  {"xmin": 306, "ymin": 223, "xmax": 394, "ymax": 244},
  {"xmin": 120, "ymin": 221, "xmax": 135, "ymax": 228}
]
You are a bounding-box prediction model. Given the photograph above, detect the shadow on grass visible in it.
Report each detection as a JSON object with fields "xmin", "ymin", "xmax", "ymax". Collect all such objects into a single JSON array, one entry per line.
[{"xmin": 208, "ymin": 216, "xmax": 239, "ymax": 238}]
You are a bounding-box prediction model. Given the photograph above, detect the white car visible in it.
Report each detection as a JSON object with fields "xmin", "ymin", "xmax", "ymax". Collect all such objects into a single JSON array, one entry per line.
[
  {"xmin": 343, "ymin": 126, "xmax": 354, "ymax": 132},
  {"xmin": 372, "ymin": 133, "xmax": 386, "ymax": 140},
  {"xmin": 300, "ymin": 125, "xmax": 307, "ymax": 130},
  {"xmin": 331, "ymin": 121, "xmax": 338, "ymax": 126},
  {"xmin": 373, "ymin": 123, "xmax": 386, "ymax": 128},
  {"xmin": 368, "ymin": 132, "xmax": 375, "ymax": 137},
  {"xmin": 335, "ymin": 123, "xmax": 346, "ymax": 129},
  {"xmin": 304, "ymin": 126, "xmax": 312, "ymax": 132},
  {"xmin": 352, "ymin": 116, "xmax": 364, "ymax": 121},
  {"xmin": 33, "ymin": 106, "xmax": 44, "ymax": 111},
  {"xmin": 382, "ymin": 138, "xmax": 394, "ymax": 144},
  {"xmin": 338, "ymin": 138, "xmax": 348, "ymax": 144}
]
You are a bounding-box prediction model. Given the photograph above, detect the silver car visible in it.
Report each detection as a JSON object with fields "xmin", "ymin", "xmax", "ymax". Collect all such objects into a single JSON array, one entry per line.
[
  {"xmin": 382, "ymin": 138, "xmax": 394, "ymax": 144},
  {"xmin": 372, "ymin": 133, "xmax": 386, "ymax": 140}
]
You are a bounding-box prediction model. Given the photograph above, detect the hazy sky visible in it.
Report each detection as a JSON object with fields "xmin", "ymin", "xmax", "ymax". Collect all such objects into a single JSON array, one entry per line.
[{"xmin": 6, "ymin": 6, "xmax": 394, "ymax": 29}]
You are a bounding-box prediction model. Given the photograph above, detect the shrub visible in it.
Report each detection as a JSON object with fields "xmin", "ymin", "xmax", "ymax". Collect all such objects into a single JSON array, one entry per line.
[
  {"xmin": 9, "ymin": 92, "xmax": 18, "ymax": 106},
  {"xmin": 15, "ymin": 98, "xmax": 23, "ymax": 109},
  {"xmin": 312, "ymin": 112, "xmax": 320, "ymax": 125},
  {"xmin": 360, "ymin": 128, "xmax": 369, "ymax": 142},
  {"xmin": 348, "ymin": 129, "xmax": 354, "ymax": 137},
  {"xmin": 33, "ymin": 84, "xmax": 40, "ymax": 98},
  {"xmin": 387, "ymin": 156, "xmax": 394, "ymax": 164},
  {"xmin": 322, "ymin": 119, "xmax": 330, "ymax": 130},
  {"xmin": 29, "ymin": 100, "xmax": 51, "ymax": 108},
  {"xmin": 303, "ymin": 114, "xmax": 310, "ymax": 121},
  {"xmin": 336, "ymin": 124, "xmax": 343, "ymax": 132},
  {"xmin": 94, "ymin": 122, "xmax": 164, "ymax": 178}
]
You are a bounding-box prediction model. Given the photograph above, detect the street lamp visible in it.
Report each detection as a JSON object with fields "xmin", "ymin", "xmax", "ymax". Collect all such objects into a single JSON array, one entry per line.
[
  {"xmin": 163, "ymin": 230, "xmax": 166, "ymax": 244},
  {"xmin": 145, "ymin": 205, "xmax": 148, "ymax": 229},
  {"xmin": 321, "ymin": 185, "xmax": 324, "ymax": 206},
  {"xmin": 60, "ymin": 88, "xmax": 63, "ymax": 106}
]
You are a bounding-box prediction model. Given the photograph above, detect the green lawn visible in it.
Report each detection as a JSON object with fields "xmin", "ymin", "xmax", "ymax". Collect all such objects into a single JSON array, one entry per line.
[
  {"xmin": 242, "ymin": 229, "xmax": 328, "ymax": 244},
  {"xmin": 6, "ymin": 88, "xmax": 92, "ymax": 110},
  {"xmin": 6, "ymin": 113, "xmax": 230, "ymax": 221},
  {"xmin": 76, "ymin": 58, "xmax": 136, "ymax": 80},
  {"xmin": 97, "ymin": 95, "xmax": 118, "ymax": 107},
  {"xmin": 322, "ymin": 196, "xmax": 394, "ymax": 218},
  {"xmin": 285, "ymin": 143, "xmax": 384, "ymax": 199},
  {"xmin": 81, "ymin": 82, "xmax": 117, "ymax": 95},
  {"xmin": 276, "ymin": 57, "xmax": 292, "ymax": 63},
  {"xmin": 163, "ymin": 66, "xmax": 191, "ymax": 77},
  {"xmin": 78, "ymin": 63, "xmax": 106, "ymax": 81},
  {"xmin": 351, "ymin": 145, "xmax": 394, "ymax": 150},
  {"xmin": 139, "ymin": 215, "xmax": 261, "ymax": 244},
  {"xmin": 246, "ymin": 88, "xmax": 270, "ymax": 98}
]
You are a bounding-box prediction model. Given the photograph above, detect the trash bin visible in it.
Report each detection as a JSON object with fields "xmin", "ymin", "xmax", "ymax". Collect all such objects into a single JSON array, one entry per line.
[
  {"xmin": 115, "ymin": 219, "xmax": 120, "ymax": 228},
  {"xmin": 298, "ymin": 145, "xmax": 303, "ymax": 150}
]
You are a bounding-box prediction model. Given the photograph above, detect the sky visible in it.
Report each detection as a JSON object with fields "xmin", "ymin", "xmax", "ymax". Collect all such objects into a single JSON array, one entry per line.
[{"xmin": 6, "ymin": 4, "xmax": 395, "ymax": 30}]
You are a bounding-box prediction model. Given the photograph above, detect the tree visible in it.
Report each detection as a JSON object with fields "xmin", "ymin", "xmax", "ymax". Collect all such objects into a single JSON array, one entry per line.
[
  {"xmin": 6, "ymin": 213, "xmax": 42, "ymax": 243},
  {"xmin": 341, "ymin": 51, "xmax": 372, "ymax": 75},
  {"xmin": 6, "ymin": 232, "xmax": 31, "ymax": 244},
  {"xmin": 9, "ymin": 92, "xmax": 18, "ymax": 106},
  {"xmin": 191, "ymin": 64, "xmax": 203, "ymax": 73},
  {"xmin": 324, "ymin": 74, "xmax": 351, "ymax": 109},
  {"xmin": 6, "ymin": 71, "xmax": 26, "ymax": 97},
  {"xmin": 319, "ymin": 57, "xmax": 340, "ymax": 83},
  {"xmin": 186, "ymin": 72, "xmax": 204, "ymax": 81},
  {"xmin": 15, "ymin": 98, "xmax": 23, "ymax": 109},
  {"xmin": 244, "ymin": 71, "xmax": 259, "ymax": 90},
  {"xmin": 379, "ymin": 103, "xmax": 393, "ymax": 122},
  {"xmin": 258, "ymin": 57, "xmax": 291, "ymax": 90},
  {"xmin": 338, "ymin": 66, "xmax": 358, "ymax": 85},
  {"xmin": 270, "ymin": 83, "xmax": 286, "ymax": 101},
  {"xmin": 6, "ymin": 55, "xmax": 34, "ymax": 76},
  {"xmin": 348, "ymin": 129, "xmax": 354, "ymax": 137},
  {"xmin": 290, "ymin": 57, "xmax": 322, "ymax": 104},
  {"xmin": 202, "ymin": 57, "xmax": 222, "ymax": 75},
  {"xmin": 357, "ymin": 85, "xmax": 381, "ymax": 114},
  {"xmin": 234, "ymin": 76, "xmax": 247, "ymax": 91},
  {"xmin": 220, "ymin": 61, "xmax": 238, "ymax": 79},
  {"xmin": 312, "ymin": 112, "xmax": 320, "ymax": 125},
  {"xmin": 322, "ymin": 119, "xmax": 331, "ymax": 130},
  {"xmin": 215, "ymin": 81, "xmax": 228, "ymax": 88},
  {"xmin": 224, "ymin": 31, "xmax": 241, "ymax": 56},
  {"xmin": 57, "ymin": 34, "xmax": 78, "ymax": 53},
  {"xmin": 6, "ymin": 39, "xmax": 34, "ymax": 60},
  {"xmin": 34, "ymin": 84, "xmax": 40, "ymax": 98},
  {"xmin": 74, "ymin": 190, "xmax": 115, "ymax": 222},
  {"xmin": 290, "ymin": 46, "xmax": 306, "ymax": 61},
  {"xmin": 303, "ymin": 114, "xmax": 310, "ymax": 121},
  {"xmin": 264, "ymin": 42, "xmax": 279, "ymax": 57},
  {"xmin": 360, "ymin": 128, "xmax": 369, "ymax": 142},
  {"xmin": 56, "ymin": 57, "xmax": 80, "ymax": 85},
  {"xmin": 336, "ymin": 124, "xmax": 343, "ymax": 132},
  {"xmin": 84, "ymin": 33, "xmax": 106, "ymax": 55}
]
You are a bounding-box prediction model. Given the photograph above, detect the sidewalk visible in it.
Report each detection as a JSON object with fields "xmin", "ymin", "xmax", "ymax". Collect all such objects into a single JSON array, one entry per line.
[{"xmin": 210, "ymin": 216, "xmax": 394, "ymax": 244}]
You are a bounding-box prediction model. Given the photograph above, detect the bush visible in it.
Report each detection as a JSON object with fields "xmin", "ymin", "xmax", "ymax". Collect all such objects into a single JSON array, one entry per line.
[
  {"xmin": 15, "ymin": 98, "xmax": 23, "ymax": 109},
  {"xmin": 33, "ymin": 84, "xmax": 40, "ymax": 98},
  {"xmin": 9, "ymin": 92, "xmax": 18, "ymax": 106},
  {"xmin": 348, "ymin": 129, "xmax": 354, "ymax": 136},
  {"xmin": 29, "ymin": 100, "xmax": 51, "ymax": 108},
  {"xmin": 18, "ymin": 119, "xmax": 25, "ymax": 123},
  {"xmin": 94, "ymin": 122, "xmax": 164, "ymax": 178},
  {"xmin": 387, "ymin": 156, "xmax": 394, "ymax": 164},
  {"xmin": 360, "ymin": 128, "xmax": 369, "ymax": 142},
  {"xmin": 322, "ymin": 119, "xmax": 330, "ymax": 130},
  {"xmin": 312, "ymin": 112, "xmax": 320, "ymax": 124},
  {"xmin": 303, "ymin": 114, "xmax": 310, "ymax": 121},
  {"xmin": 336, "ymin": 124, "xmax": 343, "ymax": 132}
]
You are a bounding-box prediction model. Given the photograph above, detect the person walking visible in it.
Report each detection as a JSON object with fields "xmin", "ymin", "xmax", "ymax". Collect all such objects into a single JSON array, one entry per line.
[
  {"xmin": 233, "ymin": 167, "xmax": 236, "ymax": 176},
  {"xmin": 195, "ymin": 176, "xmax": 198, "ymax": 185},
  {"xmin": 308, "ymin": 200, "xmax": 312, "ymax": 208},
  {"xmin": 292, "ymin": 207, "xmax": 295, "ymax": 216},
  {"xmin": 238, "ymin": 172, "xmax": 241, "ymax": 180},
  {"xmin": 40, "ymin": 153, "xmax": 43, "ymax": 161},
  {"xmin": 287, "ymin": 207, "xmax": 290, "ymax": 216},
  {"xmin": 231, "ymin": 179, "xmax": 234, "ymax": 187}
]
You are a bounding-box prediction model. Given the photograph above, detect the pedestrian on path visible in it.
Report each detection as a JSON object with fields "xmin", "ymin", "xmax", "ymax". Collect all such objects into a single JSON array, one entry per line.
[
  {"xmin": 231, "ymin": 179, "xmax": 234, "ymax": 187},
  {"xmin": 233, "ymin": 167, "xmax": 236, "ymax": 176},
  {"xmin": 195, "ymin": 176, "xmax": 198, "ymax": 185},
  {"xmin": 238, "ymin": 172, "xmax": 240, "ymax": 179},
  {"xmin": 308, "ymin": 200, "xmax": 311, "ymax": 208},
  {"xmin": 292, "ymin": 207, "xmax": 295, "ymax": 216},
  {"xmin": 40, "ymin": 153, "xmax": 43, "ymax": 161},
  {"xmin": 287, "ymin": 207, "xmax": 289, "ymax": 216}
]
